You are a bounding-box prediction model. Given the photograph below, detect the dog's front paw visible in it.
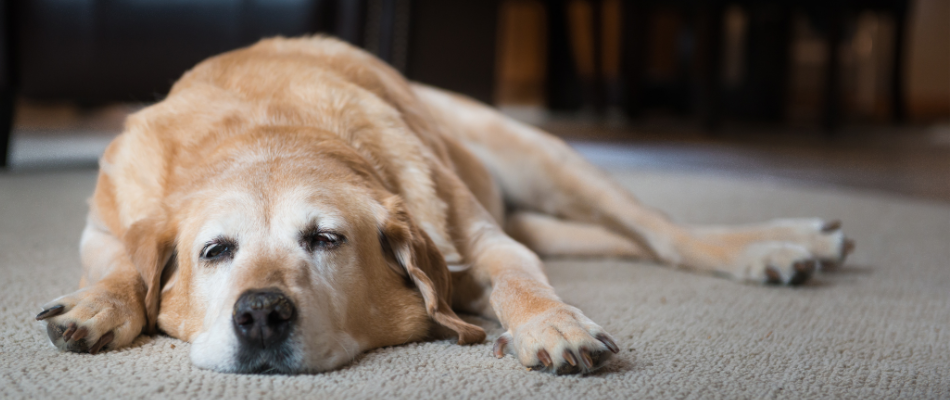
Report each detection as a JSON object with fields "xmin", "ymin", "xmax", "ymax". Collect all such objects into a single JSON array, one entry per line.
[
  {"xmin": 493, "ymin": 306, "xmax": 619, "ymax": 375},
  {"xmin": 36, "ymin": 285, "xmax": 145, "ymax": 354}
]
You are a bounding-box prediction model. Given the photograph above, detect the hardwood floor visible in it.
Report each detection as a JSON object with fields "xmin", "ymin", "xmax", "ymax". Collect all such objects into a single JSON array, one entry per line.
[
  {"xmin": 8, "ymin": 102, "xmax": 950, "ymax": 203},
  {"xmin": 506, "ymin": 107, "xmax": 950, "ymax": 203}
]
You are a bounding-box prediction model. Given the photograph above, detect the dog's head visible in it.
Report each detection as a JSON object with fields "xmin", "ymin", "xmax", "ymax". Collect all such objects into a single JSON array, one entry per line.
[{"xmin": 130, "ymin": 128, "xmax": 483, "ymax": 373}]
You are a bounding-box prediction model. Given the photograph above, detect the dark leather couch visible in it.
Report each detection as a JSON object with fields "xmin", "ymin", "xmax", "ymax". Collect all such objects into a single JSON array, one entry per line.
[{"xmin": 0, "ymin": 0, "xmax": 499, "ymax": 167}]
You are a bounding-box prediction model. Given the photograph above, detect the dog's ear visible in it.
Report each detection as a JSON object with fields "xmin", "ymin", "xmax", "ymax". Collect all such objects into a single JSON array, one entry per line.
[
  {"xmin": 123, "ymin": 214, "xmax": 175, "ymax": 334},
  {"xmin": 378, "ymin": 196, "xmax": 486, "ymax": 345}
]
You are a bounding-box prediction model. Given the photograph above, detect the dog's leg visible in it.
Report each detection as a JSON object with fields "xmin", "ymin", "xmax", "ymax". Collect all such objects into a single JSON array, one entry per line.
[
  {"xmin": 505, "ymin": 211, "xmax": 649, "ymax": 259},
  {"xmin": 416, "ymin": 86, "xmax": 852, "ymax": 285},
  {"xmin": 36, "ymin": 215, "xmax": 147, "ymax": 354},
  {"xmin": 488, "ymin": 124, "xmax": 852, "ymax": 283},
  {"xmin": 485, "ymin": 124, "xmax": 851, "ymax": 284},
  {"xmin": 507, "ymin": 211, "xmax": 853, "ymax": 279},
  {"xmin": 458, "ymin": 213, "xmax": 620, "ymax": 374}
]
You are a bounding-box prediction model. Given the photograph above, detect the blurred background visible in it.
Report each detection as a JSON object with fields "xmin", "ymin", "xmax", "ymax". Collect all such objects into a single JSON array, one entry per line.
[{"xmin": 1, "ymin": 0, "xmax": 948, "ymax": 200}]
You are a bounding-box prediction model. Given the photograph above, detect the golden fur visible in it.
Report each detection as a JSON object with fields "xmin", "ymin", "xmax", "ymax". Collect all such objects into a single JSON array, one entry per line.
[{"xmin": 38, "ymin": 37, "xmax": 852, "ymax": 374}]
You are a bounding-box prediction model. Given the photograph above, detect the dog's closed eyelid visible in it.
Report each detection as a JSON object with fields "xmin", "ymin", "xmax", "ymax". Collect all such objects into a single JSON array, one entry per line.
[
  {"xmin": 200, "ymin": 238, "xmax": 237, "ymax": 261},
  {"xmin": 300, "ymin": 231, "xmax": 345, "ymax": 252}
]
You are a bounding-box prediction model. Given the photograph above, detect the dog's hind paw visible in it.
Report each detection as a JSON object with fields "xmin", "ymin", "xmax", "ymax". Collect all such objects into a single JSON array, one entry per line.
[
  {"xmin": 492, "ymin": 306, "xmax": 619, "ymax": 375},
  {"xmin": 813, "ymin": 220, "xmax": 855, "ymax": 270},
  {"xmin": 702, "ymin": 218, "xmax": 855, "ymax": 285},
  {"xmin": 731, "ymin": 234, "xmax": 852, "ymax": 286},
  {"xmin": 36, "ymin": 284, "xmax": 145, "ymax": 354}
]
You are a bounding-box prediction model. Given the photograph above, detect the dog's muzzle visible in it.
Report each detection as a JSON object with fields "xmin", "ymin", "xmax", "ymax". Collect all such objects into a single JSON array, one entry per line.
[{"xmin": 232, "ymin": 289, "xmax": 296, "ymax": 351}]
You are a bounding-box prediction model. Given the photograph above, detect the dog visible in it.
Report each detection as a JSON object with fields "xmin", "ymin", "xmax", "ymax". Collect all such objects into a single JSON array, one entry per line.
[{"xmin": 35, "ymin": 36, "xmax": 853, "ymax": 375}]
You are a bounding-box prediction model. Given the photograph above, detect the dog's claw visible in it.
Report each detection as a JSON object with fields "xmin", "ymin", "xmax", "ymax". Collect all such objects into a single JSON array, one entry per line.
[
  {"xmin": 36, "ymin": 305, "xmax": 64, "ymax": 321},
  {"xmin": 492, "ymin": 336, "xmax": 508, "ymax": 359},
  {"xmin": 537, "ymin": 349, "xmax": 552, "ymax": 367},
  {"xmin": 764, "ymin": 266, "xmax": 782, "ymax": 284},
  {"xmin": 596, "ymin": 333, "xmax": 620, "ymax": 354},
  {"xmin": 793, "ymin": 259, "xmax": 817, "ymax": 274},
  {"xmin": 843, "ymin": 238, "xmax": 855, "ymax": 256},
  {"xmin": 62, "ymin": 323, "xmax": 78, "ymax": 341},
  {"xmin": 789, "ymin": 260, "xmax": 816, "ymax": 285},
  {"xmin": 580, "ymin": 348, "xmax": 594, "ymax": 369},
  {"xmin": 89, "ymin": 331, "xmax": 114, "ymax": 355},
  {"xmin": 820, "ymin": 238, "xmax": 855, "ymax": 270},
  {"xmin": 563, "ymin": 349, "xmax": 577, "ymax": 366},
  {"xmin": 821, "ymin": 220, "xmax": 842, "ymax": 233},
  {"xmin": 72, "ymin": 327, "xmax": 89, "ymax": 342}
]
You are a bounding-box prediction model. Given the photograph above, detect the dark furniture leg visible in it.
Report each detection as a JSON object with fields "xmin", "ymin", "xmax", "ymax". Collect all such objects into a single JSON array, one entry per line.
[
  {"xmin": 890, "ymin": 1, "xmax": 908, "ymax": 124},
  {"xmin": 0, "ymin": 0, "xmax": 14, "ymax": 168},
  {"xmin": 335, "ymin": 0, "xmax": 366, "ymax": 46},
  {"xmin": 738, "ymin": 3, "xmax": 791, "ymax": 122},
  {"xmin": 545, "ymin": 0, "xmax": 584, "ymax": 110},
  {"xmin": 822, "ymin": 2, "xmax": 844, "ymax": 132},
  {"xmin": 697, "ymin": 1, "xmax": 724, "ymax": 131},
  {"xmin": 589, "ymin": 0, "xmax": 606, "ymax": 113},
  {"xmin": 406, "ymin": 0, "xmax": 499, "ymax": 104},
  {"xmin": 620, "ymin": 0, "xmax": 647, "ymax": 117},
  {"xmin": 0, "ymin": 91, "xmax": 11, "ymax": 169}
]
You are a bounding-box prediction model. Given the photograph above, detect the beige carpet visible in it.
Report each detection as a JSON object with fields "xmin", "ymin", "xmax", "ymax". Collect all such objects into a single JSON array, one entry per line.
[{"xmin": 1, "ymin": 167, "xmax": 948, "ymax": 399}]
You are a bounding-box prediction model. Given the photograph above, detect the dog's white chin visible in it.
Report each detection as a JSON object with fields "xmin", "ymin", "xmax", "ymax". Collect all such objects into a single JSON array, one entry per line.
[
  {"xmin": 189, "ymin": 314, "xmax": 240, "ymax": 372},
  {"xmin": 295, "ymin": 331, "xmax": 362, "ymax": 373}
]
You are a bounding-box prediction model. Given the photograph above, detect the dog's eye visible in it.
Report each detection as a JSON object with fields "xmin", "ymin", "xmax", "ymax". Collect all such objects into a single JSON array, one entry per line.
[
  {"xmin": 201, "ymin": 241, "xmax": 234, "ymax": 261},
  {"xmin": 302, "ymin": 231, "xmax": 343, "ymax": 252}
]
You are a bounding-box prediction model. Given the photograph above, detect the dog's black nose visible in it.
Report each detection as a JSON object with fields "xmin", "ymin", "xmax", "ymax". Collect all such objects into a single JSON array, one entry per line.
[{"xmin": 233, "ymin": 289, "xmax": 296, "ymax": 349}]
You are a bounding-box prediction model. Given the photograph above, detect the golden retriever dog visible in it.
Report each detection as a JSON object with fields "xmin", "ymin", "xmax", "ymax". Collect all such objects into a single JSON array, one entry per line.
[{"xmin": 36, "ymin": 37, "xmax": 853, "ymax": 375}]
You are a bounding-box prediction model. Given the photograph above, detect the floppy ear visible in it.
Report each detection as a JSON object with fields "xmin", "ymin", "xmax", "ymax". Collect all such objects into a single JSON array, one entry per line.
[
  {"xmin": 378, "ymin": 196, "xmax": 486, "ymax": 345},
  {"xmin": 123, "ymin": 214, "xmax": 176, "ymax": 334}
]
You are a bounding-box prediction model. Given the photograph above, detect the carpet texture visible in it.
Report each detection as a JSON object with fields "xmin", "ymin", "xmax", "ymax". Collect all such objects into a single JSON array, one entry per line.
[{"xmin": 1, "ymin": 168, "xmax": 948, "ymax": 399}]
